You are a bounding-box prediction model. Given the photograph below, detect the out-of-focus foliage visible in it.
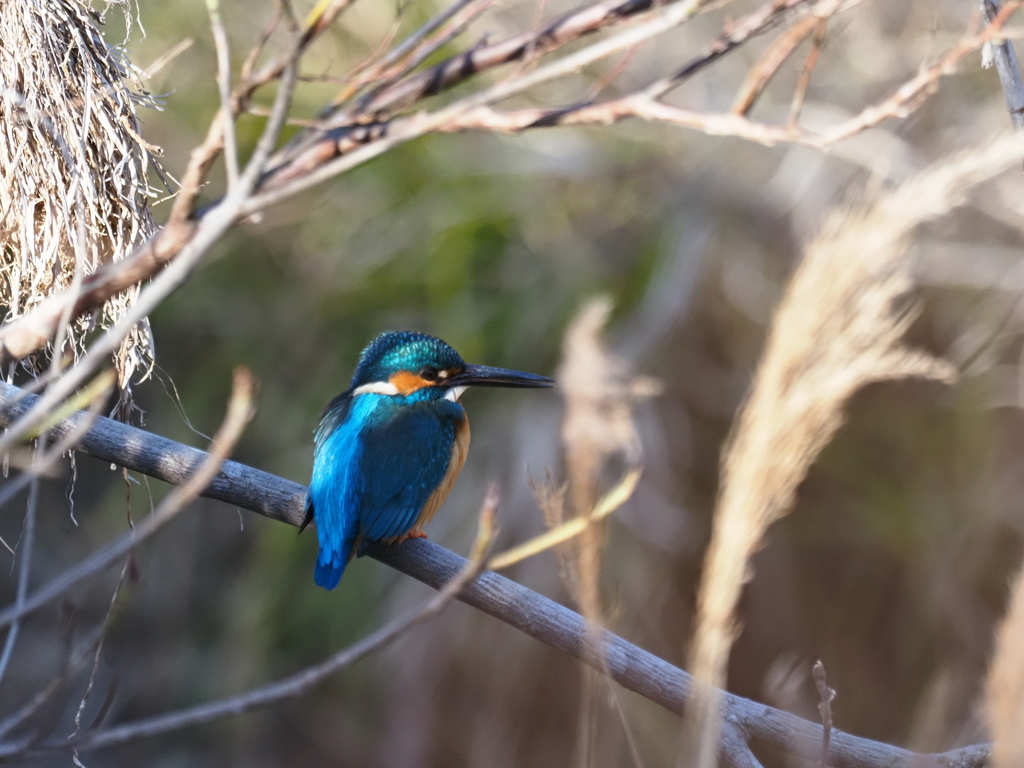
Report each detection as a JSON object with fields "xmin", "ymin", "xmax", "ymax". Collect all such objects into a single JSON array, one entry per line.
[{"xmin": 4, "ymin": 1, "xmax": 1024, "ymax": 766}]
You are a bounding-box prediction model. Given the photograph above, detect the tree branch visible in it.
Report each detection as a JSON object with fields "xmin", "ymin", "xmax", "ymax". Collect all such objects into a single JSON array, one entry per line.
[
  {"xmin": 983, "ymin": 0, "xmax": 1024, "ymax": 131},
  {"xmin": 433, "ymin": 7, "xmax": 1020, "ymax": 148},
  {"xmin": 0, "ymin": 0, "xmax": 996, "ymax": 376},
  {"xmin": 0, "ymin": 381, "xmax": 993, "ymax": 768}
]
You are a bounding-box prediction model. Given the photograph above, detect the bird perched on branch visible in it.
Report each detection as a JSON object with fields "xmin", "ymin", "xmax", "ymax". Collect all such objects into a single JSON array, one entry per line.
[{"xmin": 302, "ymin": 331, "xmax": 554, "ymax": 589}]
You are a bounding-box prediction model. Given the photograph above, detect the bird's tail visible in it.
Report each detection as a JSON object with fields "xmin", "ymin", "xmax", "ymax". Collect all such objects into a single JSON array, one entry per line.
[{"xmin": 315, "ymin": 533, "xmax": 360, "ymax": 590}]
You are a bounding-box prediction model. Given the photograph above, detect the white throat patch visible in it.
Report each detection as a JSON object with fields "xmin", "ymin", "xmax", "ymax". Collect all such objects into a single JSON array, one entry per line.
[
  {"xmin": 352, "ymin": 381, "xmax": 400, "ymax": 396},
  {"xmin": 444, "ymin": 386, "xmax": 468, "ymax": 402}
]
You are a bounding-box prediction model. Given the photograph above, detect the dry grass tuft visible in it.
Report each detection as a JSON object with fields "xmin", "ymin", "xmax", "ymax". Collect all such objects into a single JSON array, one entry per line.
[
  {"xmin": 542, "ymin": 298, "xmax": 658, "ymax": 766},
  {"xmin": 552, "ymin": 298, "xmax": 660, "ymax": 609},
  {"xmin": 985, "ymin": 566, "xmax": 1024, "ymax": 768},
  {"xmin": 559, "ymin": 298, "xmax": 660, "ymax": 516},
  {"xmin": 0, "ymin": 0, "xmax": 160, "ymax": 414},
  {"xmin": 683, "ymin": 133, "xmax": 1024, "ymax": 768}
]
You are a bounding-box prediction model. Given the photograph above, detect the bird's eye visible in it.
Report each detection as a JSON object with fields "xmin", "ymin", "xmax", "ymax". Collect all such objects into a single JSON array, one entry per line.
[{"xmin": 419, "ymin": 366, "xmax": 439, "ymax": 382}]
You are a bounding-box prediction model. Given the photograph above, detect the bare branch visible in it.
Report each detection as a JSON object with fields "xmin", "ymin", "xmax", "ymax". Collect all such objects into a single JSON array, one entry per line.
[
  {"xmin": 648, "ymin": 0, "xmax": 827, "ymax": 103},
  {"xmin": 245, "ymin": 0, "xmax": 716, "ymax": 205},
  {"xmin": 207, "ymin": 0, "xmax": 239, "ymax": 188},
  {"xmin": 68, "ymin": 560, "xmax": 134, "ymax": 759},
  {"xmin": 372, "ymin": 0, "xmax": 485, "ymax": 74},
  {"xmin": 354, "ymin": 0, "xmax": 695, "ymax": 117},
  {"xmin": 730, "ymin": 0, "xmax": 841, "ymax": 116},
  {"xmin": 984, "ymin": 0, "xmax": 1024, "ymax": 131},
  {"xmin": 0, "ymin": 381, "xmax": 994, "ymax": 768},
  {"xmin": 788, "ymin": 17, "xmax": 827, "ymax": 127},
  {"xmin": 434, "ymin": 9, "xmax": 1020, "ymax": 149}
]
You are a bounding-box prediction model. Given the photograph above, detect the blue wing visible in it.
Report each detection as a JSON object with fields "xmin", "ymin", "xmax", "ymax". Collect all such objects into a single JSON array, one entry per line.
[
  {"xmin": 308, "ymin": 393, "xmax": 363, "ymax": 590},
  {"xmin": 308, "ymin": 394, "xmax": 464, "ymax": 590}
]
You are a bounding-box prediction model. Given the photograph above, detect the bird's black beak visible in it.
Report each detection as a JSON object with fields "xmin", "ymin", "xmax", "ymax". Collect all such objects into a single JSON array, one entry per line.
[{"xmin": 449, "ymin": 364, "xmax": 555, "ymax": 389}]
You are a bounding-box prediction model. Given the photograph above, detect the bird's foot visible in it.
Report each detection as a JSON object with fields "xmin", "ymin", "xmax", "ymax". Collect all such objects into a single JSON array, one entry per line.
[{"xmin": 396, "ymin": 529, "xmax": 429, "ymax": 543}]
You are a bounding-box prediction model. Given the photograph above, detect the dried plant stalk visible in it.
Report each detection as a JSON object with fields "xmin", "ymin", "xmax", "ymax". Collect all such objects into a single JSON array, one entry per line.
[
  {"xmin": 554, "ymin": 298, "xmax": 660, "ymax": 616},
  {"xmin": 0, "ymin": 0, "xmax": 159, "ymax": 412},
  {"xmin": 684, "ymin": 133, "xmax": 1024, "ymax": 768},
  {"xmin": 553, "ymin": 298, "xmax": 658, "ymax": 766},
  {"xmin": 985, "ymin": 564, "xmax": 1024, "ymax": 768}
]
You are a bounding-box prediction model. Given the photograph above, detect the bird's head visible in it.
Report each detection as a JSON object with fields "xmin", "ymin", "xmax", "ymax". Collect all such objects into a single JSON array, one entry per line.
[{"xmin": 349, "ymin": 331, "xmax": 554, "ymax": 401}]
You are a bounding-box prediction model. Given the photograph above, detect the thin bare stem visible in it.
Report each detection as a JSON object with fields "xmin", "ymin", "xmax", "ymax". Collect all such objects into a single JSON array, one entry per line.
[
  {"xmin": 207, "ymin": 0, "xmax": 239, "ymax": 188},
  {"xmin": 433, "ymin": 4, "xmax": 1017, "ymax": 151},
  {"xmin": 788, "ymin": 18, "xmax": 826, "ymax": 128},
  {"xmin": 0, "ymin": 625, "xmax": 105, "ymax": 741},
  {"xmin": 0, "ymin": 469, "xmax": 38, "ymax": 687},
  {"xmin": 730, "ymin": 0, "xmax": 841, "ymax": 116},
  {"xmin": 69, "ymin": 560, "xmax": 133, "ymax": 758},
  {"xmin": 378, "ymin": 0, "xmax": 479, "ymax": 73},
  {"xmin": 984, "ymin": 0, "xmax": 1024, "ymax": 131},
  {"xmin": 0, "ymin": 370, "xmax": 255, "ymax": 633}
]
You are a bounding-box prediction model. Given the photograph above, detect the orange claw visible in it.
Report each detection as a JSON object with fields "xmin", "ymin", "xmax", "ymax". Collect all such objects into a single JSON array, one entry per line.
[{"xmin": 396, "ymin": 529, "xmax": 429, "ymax": 543}]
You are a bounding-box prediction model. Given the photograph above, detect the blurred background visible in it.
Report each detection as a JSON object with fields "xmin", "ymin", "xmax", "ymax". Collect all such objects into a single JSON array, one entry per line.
[{"xmin": 4, "ymin": 0, "xmax": 1024, "ymax": 766}]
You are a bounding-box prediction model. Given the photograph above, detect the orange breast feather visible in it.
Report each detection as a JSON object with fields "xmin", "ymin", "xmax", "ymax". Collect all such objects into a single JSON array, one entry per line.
[{"xmin": 413, "ymin": 415, "xmax": 470, "ymax": 533}]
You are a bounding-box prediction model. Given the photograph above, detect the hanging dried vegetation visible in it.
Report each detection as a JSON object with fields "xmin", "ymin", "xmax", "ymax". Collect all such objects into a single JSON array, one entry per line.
[{"xmin": 0, "ymin": 0, "xmax": 160, "ymax": 419}]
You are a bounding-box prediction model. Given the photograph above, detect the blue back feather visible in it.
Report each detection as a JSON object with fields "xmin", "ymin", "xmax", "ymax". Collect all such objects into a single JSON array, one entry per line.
[{"xmin": 308, "ymin": 394, "xmax": 367, "ymax": 589}]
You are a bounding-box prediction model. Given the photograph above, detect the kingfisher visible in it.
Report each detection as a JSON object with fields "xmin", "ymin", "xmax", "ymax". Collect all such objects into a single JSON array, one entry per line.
[{"xmin": 302, "ymin": 331, "xmax": 554, "ymax": 589}]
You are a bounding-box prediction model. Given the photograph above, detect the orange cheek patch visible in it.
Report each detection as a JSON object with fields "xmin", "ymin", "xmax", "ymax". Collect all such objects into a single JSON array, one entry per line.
[{"xmin": 390, "ymin": 370, "xmax": 428, "ymax": 395}]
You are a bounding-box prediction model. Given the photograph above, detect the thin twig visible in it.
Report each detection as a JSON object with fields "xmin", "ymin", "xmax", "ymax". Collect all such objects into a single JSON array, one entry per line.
[
  {"xmin": 356, "ymin": 0, "xmax": 692, "ymax": 116},
  {"xmin": 378, "ymin": 0, "xmax": 478, "ymax": 73},
  {"xmin": 788, "ymin": 18, "xmax": 827, "ymax": 128},
  {"xmin": 354, "ymin": 0, "xmax": 496, "ymax": 113},
  {"xmin": 0, "ymin": 370, "xmax": 255, "ymax": 633},
  {"xmin": 0, "ymin": 458, "xmax": 39, "ymax": 687},
  {"xmin": 649, "ymin": 0, "xmax": 819, "ymax": 103},
  {"xmin": 248, "ymin": 0, "xmax": 714, "ymax": 204},
  {"xmin": 69, "ymin": 560, "xmax": 133, "ymax": 763},
  {"xmin": 207, "ymin": 0, "xmax": 239, "ymax": 188},
  {"xmin": 265, "ymin": 0, "xmax": 722, "ymax": 180},
  {"xmin": 984, "ymin": 0, "xmax": 1024, "ymax": 131},
  {"xmin": 813, "ymin": 660, "xmax": 836, "ymax": 768},
  {"xmin": 730, "ymin": 0, "xmax": 841, "ymax": 116},
  {"xmin": 238, "ymin": 0, "xmax": 358, "ymax": 102},
  {"xmin": 0, "ymin": 625, "xmax": 105, "ymax": 741},
  {"xmin": 431, "ymin": 9, "xmax": 1020, "ymax": 150}
]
